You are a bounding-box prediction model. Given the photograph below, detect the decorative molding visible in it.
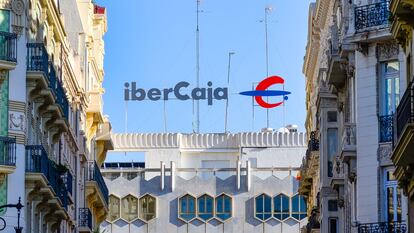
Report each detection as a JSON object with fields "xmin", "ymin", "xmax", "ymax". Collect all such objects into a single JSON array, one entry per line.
[
  {"xmin": 378, "ymin": 143, "xmax": 393, "ymax": 166},
  {"xmin": 8, "ymin": 111, "xmax": 24, "ymax": 132},
  {"xmin": 376, "ymin": 42, "xmax": 399, "ymax": 61}
]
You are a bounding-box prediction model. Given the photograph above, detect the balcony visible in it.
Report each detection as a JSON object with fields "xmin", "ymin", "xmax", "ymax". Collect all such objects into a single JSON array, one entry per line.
[
  {"xmin": 327, "ymin": 25, "xmax": 347, "ymax": 89},
  {"xmin": 26, "ymin": 43, "xmax": 70, "ymax": 137},
  {"xmin": 392, "ymin": 82, "xmax": 414, "ymax": 167},
  {"xmin": 25, "ymin": 145, "xmax": 69, "ymax": 217},
  {"xmin": 390, "ymin": 0, "xmax": 414, "ymax": 47},
  {"xmin": 358, "ymin": 221, "xmax": 407, "ymax": 233},
  {"xmin": 85, "ymin": 161, "xmax": 109, "ymax": 223},
  {"xmin": 379, "ymin": 115, "xmax": 394, "ymax": 143},
  {"xmin": 0, "ymin": 136, "xmax": 16, "ymax": 175},
  {"xmin": 331, "ymin": 156, "xmax": 345, "ymax": 190},
  {"xmin": 79, "ymin": 208, "xmax": 92, "ymax": 232},
  {"xmin": 0, "ymin": 31, "xmax": 17, "ymax": 70},
  {"xmin": 299, "ymin": 131, "xmax": 320, "ymax": 197},
  {"xmin": 340, "ymin": 123, "xmax": 356, "ymax": 163},
  {"xmin": 95, "ymin": 120, "xmax": 114, "ymax": 165},
  {"xmin": 355, "ymin": 0, "xmax": 390, "ymax": 32}
]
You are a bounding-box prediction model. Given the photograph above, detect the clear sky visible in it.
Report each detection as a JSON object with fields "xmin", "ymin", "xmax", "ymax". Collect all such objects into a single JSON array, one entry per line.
[{"xmin": 96, "ymin": 0, "xmax": 313, "ymax": 162}]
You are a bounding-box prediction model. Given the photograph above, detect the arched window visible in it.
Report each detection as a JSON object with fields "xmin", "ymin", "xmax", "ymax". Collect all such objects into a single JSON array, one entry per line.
[
  {"xmin": 255, "ymin": 194, "xmax": 272, "ymax": 221},
  {"xmin": 273, "ymin": 194, "xmax": 290, "ymax": 220},
  {"xmin": 179, "ymin": 194, "xmax": 196, "ymax": 222},
  {"xmin": 121, "ymin": 195, "xmax": 138, "ymax": 222},
  {"xmin": 197, "ymin": 194, "xmax": 214, "ymax": 221},
  {"xmin": 139, "ymin": 194, "xmax": 156, "ymax": 222},
  {"xmin": 291, "ymin": 194, "xmax": 307, "ymax": 220},
  {"xmin": 108, "ymin": 195, "xmax": 120, "ymax": 222},
  {"xmin": 215, "ymin": 194, "xmax": 232, "ymax": 221}
]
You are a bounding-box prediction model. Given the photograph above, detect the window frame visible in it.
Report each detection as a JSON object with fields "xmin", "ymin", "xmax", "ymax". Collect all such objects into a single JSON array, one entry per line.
[
  {"xmin": 215, "ymin": 193, "xmax": 233, "ymax": 222},
  {"xmin": 107, "ymin": 194, "xmax": 121, "ymax": 222},
  {"xmin": 178, "ymin": 193, "xmax": 197, "ymax": 223},
  {"xmin": 383, "ymin": 168, "xmax": 402, "ymax": 222},
  {"xmin": 138, "ymin": 193, "xmax": 157, "ymax": 223},
  {"xmin": 197, "ymin": 193, "xmax": 215, "ymax": 222},
  {"xmin": 120, "ymin": 194, "xmax": 139, "ymax": 222},
  {"xmin": 291, "ymin": 194, "xmax": 307, "ymax": 221},
  {"xmin": 273, "ymin": 193, "xmax": 290, "ymax": 221},
  {"xmin": 379, "ymin": 60, "xmax": 400, "ymax": 116},
  {"xmin": 254, "ymin": 193, "xmax": 273, "ymax": 222}
]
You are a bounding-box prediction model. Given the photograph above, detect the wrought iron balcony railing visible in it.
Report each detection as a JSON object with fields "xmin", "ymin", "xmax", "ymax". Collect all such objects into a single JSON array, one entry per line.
[
  {"xmin": 355, "ymin": 0, "xmax": 390, "ymax": 32},
  {"xmin": 358, "ymin": 221, "xmax": 407, "ymax": 233},
  {"xmin": 0, "ymin": 31, "xmax": 17, "ymax": 62},
  {"xmin": 79, "ymin": 208, "xmax": 92, "ymax": 230},
  {"xmin": 0, "ymin": 136, "xmax": 16, "ymax": 166},
  {"xmin": 379, "ymin": 115, "xmax": 393, "ymax": 142},
  {"xmin": 394, "ymin": 81, "xmax": 414, "ymax": 144},
  {"xmin": 87, "ymin": 161, "xmax": 109, "ymax": 204},
  {"xmin": 63, "ymin": 171, "xmax": 73, "ymax": 196},
  {"xmin": 25, "ymin": 145, "xmax": 68, "ymax": 208},
  {"xmin": 27, "ymin": 43, "xmax": 49, "ymax": 74},
  {"xmin": 309, "ymin": 131, "xmax": 319, "ymax": 152}
]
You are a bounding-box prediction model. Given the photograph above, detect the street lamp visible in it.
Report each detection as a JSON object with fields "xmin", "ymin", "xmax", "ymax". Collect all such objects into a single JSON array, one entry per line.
[{"xmin": 0, "ymin": 197, "xmax": 24, "ymax": 233}]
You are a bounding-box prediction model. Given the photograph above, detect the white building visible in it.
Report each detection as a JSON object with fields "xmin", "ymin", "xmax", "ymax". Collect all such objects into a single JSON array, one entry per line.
[{"xmin": 101, "ymin": 131, "xmax": 308, "ymax": 233}]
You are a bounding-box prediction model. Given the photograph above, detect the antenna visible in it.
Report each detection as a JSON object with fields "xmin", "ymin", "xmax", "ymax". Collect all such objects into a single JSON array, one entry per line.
[
  {"xmin": 224, "ymin": 52, "xmax": 235, "ymax": 133},
  {"xmin": 194, "ymin": 0, "xmax": 201, "ymax": 133},
  {"xmin": 264, "ymin": 6, "xmax": 272, "ymax": 129}
]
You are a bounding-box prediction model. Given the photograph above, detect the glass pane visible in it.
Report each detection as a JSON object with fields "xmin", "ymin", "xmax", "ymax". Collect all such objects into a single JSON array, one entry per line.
[
  {"xmin": 109, "ymin": 196, "xmax": 120, "ymax": 221},
  {"xmin": 397, "ymin": 188, "xmax": 402, "ymax": 221},
  {"xmin": 198, "ymin": 198, "xmax": 205, "ymax": 212},
  {"xmin": 282, "ymin": 195, "xmax": 290, "ymax": 213},
  {"xmin": 386, "ymin": 61, "xmax": 399, "ymax": 73},
  {"xmin": 299, "ymin": 196, "xmax": 307, "ymax": 212},
  {"xmin": 327, "ymin": 129, "xmax": 338, "ymax": 177},
  {"xmin": 274, "ymin": 196, "xmax": 281, "ymax": 212},
  {"xmin": 181, "ymin": 198, "xmax": 187, "ymax": 212},
  {"xmin": 0, "ymin": 10, "xmax": 9, "ymax": 32},
  {"xmin": 188, "ymin": 197, "xmax": 195, "ymax": 213},
  {"xmin": 330, "ymin": 218, "xmax": 338, "ymax": 233},
  {"xmin": 217, "ymin": 197, "xmax": 223, "ymax": 212},
  {"xmin": 224, "ymin": 197, "xmax": 231, "ymax": 212},
  {"xmin": 264, "ymin": 195, "xmax": 271, "ymax": 212},
  {"xmin": 387, "ymin": 187, "xmax": 394, "ymax": 222},
  {"xmin": 395, "ymin": 77, "xmax": 400, "ymax": 107},
  {"xmin": 256, "ymin": 195, "xmax": 263, "ymax": 213},
  {"xmin": 206, "ymin": 197, "xmax": 213, "ymax": 212},
  {"xmin": 292, "ymin": 195, "xmax": 299, "ymax": 212}
]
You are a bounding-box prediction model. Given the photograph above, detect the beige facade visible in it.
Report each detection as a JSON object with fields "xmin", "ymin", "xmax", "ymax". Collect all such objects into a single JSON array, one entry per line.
[{"xmin": 301, "ymin": 0, "xmax": 409, "ymax": 232}]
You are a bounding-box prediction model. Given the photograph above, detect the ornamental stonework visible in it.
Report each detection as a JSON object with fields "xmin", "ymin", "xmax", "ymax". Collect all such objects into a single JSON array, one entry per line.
[{"xmin": 377, "ymin": 42, "xmax": 399, "ymax": 61}]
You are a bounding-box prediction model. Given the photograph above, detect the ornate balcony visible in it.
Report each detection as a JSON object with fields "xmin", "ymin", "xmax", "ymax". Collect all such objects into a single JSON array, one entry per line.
[
  {"xmin": 85, "ymin": 161, "xmax": 109, "ymax": 223},
  {"xmin": 390, "ymin": 0, "xmax": 414, "ymax": 48},
  {"xmin": 0, "ymin": 31, "xmax": 17, "ymax": 70},
  {"xmin": 355, "ymin": 0, "xmax": 390, "ymax": 32},
  {"xmin": 25, "ymin": 145, "xmax": 68, "ymax": 218},
  {"xmin": 358, "ymin": 221, "xmax": 407, "ymax": 233},
  {"xmin": 379, "ymin": 115, "xmax": 393, "ymax": 142},
  {"xmin": 79, "ymin": 208, "xmax": 92, "ymax": 232},
  {"xmin": 0, "ymin": 136, "xmax": 16, "ymax": 176},
  {"xmin": 26, "ymin": 43, "xmax": 70, "ymax": 139},
  {"xmin": 327, "ymin": 24, "xmax": 347, "ymax": 89},
  {"xmin": 392, "ymin": 82, "xmax": 414, "ymax": 165},
  {"xmin": 340, "ymin": 123, "xmax": 356, "ymax": 163}
]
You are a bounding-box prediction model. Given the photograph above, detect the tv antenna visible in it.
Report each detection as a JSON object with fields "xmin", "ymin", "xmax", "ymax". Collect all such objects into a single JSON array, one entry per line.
[
  {"xmin": 224, "ymin": 52, "xmax": 235, "ymax": 133},
  {"xmin": 193, "ymin": 0, "xmax": 201, "ymax": 133},
  {"xmin": 264, "ymin": 6, "xmax": 272, "ymax": 129}
]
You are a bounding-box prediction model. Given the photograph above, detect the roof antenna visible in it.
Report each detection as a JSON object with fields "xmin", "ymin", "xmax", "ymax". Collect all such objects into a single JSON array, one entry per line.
[
  {"xmin": 193, "ymin": 0, "xmax": 201, "ymax": 133},
  {"xmin": 264, "ymin": 6, "xmax": 272, "ymax": 129},
  {"xmin": 224, "ymin": 52, "xmax": 235, "ymax": 133}
]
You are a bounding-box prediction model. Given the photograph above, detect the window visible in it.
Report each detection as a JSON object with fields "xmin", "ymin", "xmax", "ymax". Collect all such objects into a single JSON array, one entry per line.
[
  {"xmin": 327, "ymin": 111, "xmax": 337, "ymax": 122},
  {"xmin": 380, "ymin": 61, "xmax": 400, "ymax": 115},
  {"xmin": 108, "ymin": 195, "xmax": 120, "ymax": 222},
  {"xmin": 139, "ymin": 194, "xmax": 156, "ymax": 222},
  {"xmin": 179, "ymin": 194, "xmax": 196, "ymax": 222},
  {"xmin": 255, "ymin": 194, "xmax": 272, "ymax": 221},
  {"xmin": 273, "ymin": 194, "xmax": 289, "ymax": 220},
  {"xmin": 0, "ymin": 9, "xmax": 10, "ymax": 32},
  {"xmin": 328, "ymin": 200, "xmax": 338, "ymax": 212},
  {"xmin": 384, "ymin": 170, "xmax": 402, "ymax": 222},
  {"xmin": 329, "ymin": 218, "xmax": 338, "ymax": 233},
  {"xmin": 291, "ymin": 194, "xmax": 307, "ymax": 220},
  {"xmin": 121, "ymin": 195, "xmax": 138, "ymax": 222},
  {"xmin": 327, "ymin": 128, "xmax": 338, "ymax": 177},
  {"xmin": 215, "ymin": 194, "xmax": 232, "ymax": 221},
  {"xmin": 197, "ymin": 194, "xmax": 214, "ymax": 221}
]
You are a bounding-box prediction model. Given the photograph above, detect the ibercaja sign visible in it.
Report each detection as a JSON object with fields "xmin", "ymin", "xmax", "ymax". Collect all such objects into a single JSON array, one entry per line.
[
  {"xmin": 124, "ymin": 81, "xmax": 228, "ymax": 105},
  {"xmin": 124, "ymin": 76, "xmax": 291, "ymax": 108}
]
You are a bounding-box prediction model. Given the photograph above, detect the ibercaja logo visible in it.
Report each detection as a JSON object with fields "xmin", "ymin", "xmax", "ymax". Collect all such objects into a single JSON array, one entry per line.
[{"xmin": 240, "ymin": 76, "xmax": 291, "ymax": 108}]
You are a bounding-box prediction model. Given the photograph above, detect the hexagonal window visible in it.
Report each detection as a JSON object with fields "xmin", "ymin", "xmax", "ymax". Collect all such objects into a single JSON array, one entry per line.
[
  {"xmin": 273, "ymin": 194, "xmax": 290, "ymax": 221},
  {"xmin": 215, "ymin": 194, "xmax": 232, "ymax": 222},
  {"xmin": 291, "ymin": 194, "xmax": 307, "ymax": 220},
  {"xmin": 254, "ymin": 194, "xmax": 272, "ymax": 222},
  {"xmin": 139, "ymin": 194, "xmax": 156, "ymax": 222},
  {"xmin": 197, "ymin": 194, "xmax": 214, "ymax": 222},
  {"xmin": 121, "ymin": 195, "xmax": 138, "ymax": 222},
  {"xmin": 178, "ymin": 194, "xmax": 196, "ymax": 222},
  {"xmin": 108, "ymin": 195, "xmax": 121, "ymax": 222}
]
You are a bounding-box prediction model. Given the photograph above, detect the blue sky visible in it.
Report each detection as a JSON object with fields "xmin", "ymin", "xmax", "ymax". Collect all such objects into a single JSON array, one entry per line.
[{"xmin": 96, "ymin": 0, "xmax": 313, "ymax": 161}]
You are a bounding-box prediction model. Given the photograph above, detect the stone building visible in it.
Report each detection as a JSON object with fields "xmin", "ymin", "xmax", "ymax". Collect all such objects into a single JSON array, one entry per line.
[
  {"xmin": 0, "ymin": 0, "xmax": 112, "ymax": 232},
  {"xmin": 300, "ymin": 0, "xmax": 409, "ymax": 232},
  {"xmin": 101, "ymin": 131, "xmax": 307, "ymax": 233},
  {"xmin": 389, "ymin": 0, "xmax": 414, "ymax": 232}
]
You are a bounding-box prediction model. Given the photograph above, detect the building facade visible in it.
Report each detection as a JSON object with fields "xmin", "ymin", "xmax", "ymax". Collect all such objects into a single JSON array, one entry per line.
[
  {"xmin": 0, "ymin": 0, "xmax": 112, "ymax": 232},
  {"xmin": 101, "ymin": 131, "xmax": 307, "ymax": 233},
  {"xmin": 301, "ymin": 0, "xmax": 409, "ymax": 232},
  {"xmin": 389, "ymin": 0, "xmax": 414, "ymax": 232}
]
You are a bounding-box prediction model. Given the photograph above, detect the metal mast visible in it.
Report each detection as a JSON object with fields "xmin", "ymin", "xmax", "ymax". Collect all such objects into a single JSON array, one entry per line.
[
  {"xmin": 195, "ymin": 0, "xmax": 201, "ymax": 133},
  {"xmin": 264, "ymin": 6, "xmax": 271, "ymax": 129},
  {"xmin": 224, "ymin": 52, "xmax": 235, "ymax": 133}
]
